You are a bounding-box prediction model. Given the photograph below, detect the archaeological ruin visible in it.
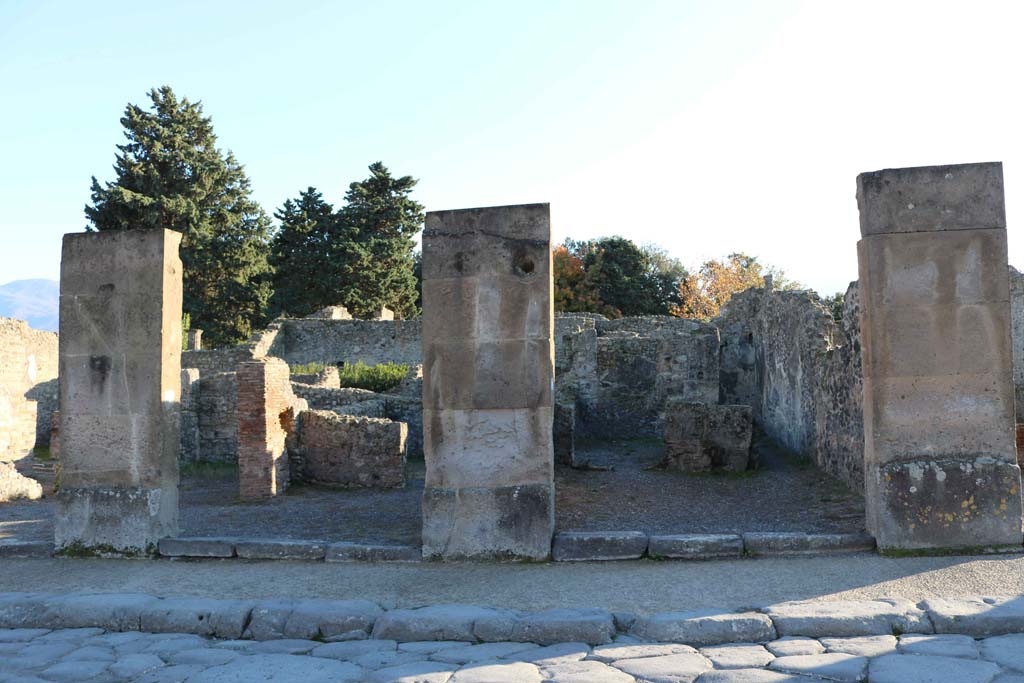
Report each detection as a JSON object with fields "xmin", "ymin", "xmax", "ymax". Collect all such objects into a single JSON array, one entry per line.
[{"xmin": 2, "ymin": 162, "xmax": 1024, "ymax": 561}]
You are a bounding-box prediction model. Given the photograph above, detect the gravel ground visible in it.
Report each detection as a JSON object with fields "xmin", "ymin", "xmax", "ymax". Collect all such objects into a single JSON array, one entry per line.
[{"xmin": 2, "ymin": 435, "xmax": 864, "ymax": 545}]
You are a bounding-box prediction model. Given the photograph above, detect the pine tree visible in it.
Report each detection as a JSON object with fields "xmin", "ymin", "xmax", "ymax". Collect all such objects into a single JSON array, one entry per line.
[
  {"xmin": 334, "ymin": 162, "xmax": 423, "ymax": 319},
  {"xmin": 268, "ymin": 187, "xmax": 337, "ymax": 318},
  {"xmin": 84, "ymin": 86, "xmax": 273, "ymax": 347}
]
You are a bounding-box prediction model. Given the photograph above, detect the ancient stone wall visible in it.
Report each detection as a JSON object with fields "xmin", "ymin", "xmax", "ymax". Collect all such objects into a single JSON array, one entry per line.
[
  {"xmin": 267, "ymin": 318, "xmax": 423, "ymax": 367},
  {"xmin": 716, "ymin": 283, "xmax": 864, "ymax": 491},
  {"xmin": 0, "ymin": 317, "xmax": 58, "ymax": 461},
  {"xmin": 290, "ymin": 410, "xmax": 407, "ymax": 488}
]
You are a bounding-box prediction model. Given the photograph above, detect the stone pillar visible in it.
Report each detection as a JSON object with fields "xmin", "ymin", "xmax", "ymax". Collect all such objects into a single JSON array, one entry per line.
[
  {"xmin": 55, "ymin": 229, "xmax": 183, "ymax": 555},
  {"xmin": 237, "ymin": 357, "xmax": 304, "ymax": 499},
  {"xmin": 186, "ymin": 329, "xmax": 203, "ymax": 351},
  {"xmin": 421, "ymin": 203, "xmax": 555, "ymax": 560},
  {"xmin": 857, "ymin": 162, "xmax": 1024, "ymax": 551}
]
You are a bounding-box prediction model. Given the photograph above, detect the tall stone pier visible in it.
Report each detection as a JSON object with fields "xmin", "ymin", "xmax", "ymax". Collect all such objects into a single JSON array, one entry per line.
[
  {"xmin": 421, "ymin": 203, "xmax": 555, "ymax": 560},
  {"xmin": 55, "ymin": 230, "xmax": 183, "ymax": 555},
  {"xmin": 857, "ymin": 162, "xmax": 1024, "ymax": 551}
]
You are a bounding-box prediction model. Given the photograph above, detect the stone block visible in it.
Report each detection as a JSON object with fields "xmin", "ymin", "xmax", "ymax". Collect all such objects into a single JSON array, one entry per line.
[
  {"xmin": 157, "ymin": 537, "xmax": 236, "ymax": 558},
  {"xmin": 0, "ymin": 540, "xmax": 51, "ymax": 558},
  {"xmin": 764, "ymin": 599, "xmax": 931, "ymax": 637},
  {"xmin": 553, "ymin": 403, "xmax": 576, "ymax": 467},
  {"xmin": 0, "ymin": 461, "xmax": 42, "ymax": 502},
  {"xmin": 663, "ymin": 401, "xmax": 752, "ymax": 472},
  {"xmin": 421, "ymin": 203, "xmax": 554, "ymax": 561},
  {"xmin": 742, "ymin": 532, "xmax": 876, "ymax": 556},
  {"xmin": 868, "ymin": 653, "xmax": 1000, "ymax": 683},
  {"xmin": 55, "ymin": 229, "xmax": 182, "ymax": 554},
  {"xmin": 245, "ymin": 599, "xmax": 382, "ymax": 641},
  {"xmin": 856, "ymin": 162, "xmax": 1006, "ymax": 236},
  {"xmin": 137, "ymin": 597, "xmax": 254, "ymax": 638},
  {"xmin": 630, "ymin": 610, "xmax": 776, "ymax": 646},
  {"xmin": 370, "ymin": 604, "xmax": 515, "ymax": 642},
  {"xmin": 647, "ymin": 534, "xmax": 743, "ymax": 560},
  {"xmin": 551, "ymin": 531, "xmax": 648, "ymax": 561},
  {"xmin": 292, "ymin": 410, "xmax": 406, "ymax": 488},
  {"xmin": 234, "ymin": 539, "xmax": 326, "ymax": 560},
  {"xmin": 324, "ymin": 543, "xmax": 421, "ymax": 562},
  {"xmin": 509, "ymin": 609, "xmax": 615, "ymax": 646},
  {"xmin": 923, "ymin": 596, "xmax": 1024, "ymax": 637}
]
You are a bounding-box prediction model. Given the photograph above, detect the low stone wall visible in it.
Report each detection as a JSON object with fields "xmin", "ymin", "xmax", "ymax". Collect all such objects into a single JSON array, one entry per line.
[
  {"xmin": 0, "ymin": 317, "xmax": 58, "ymax": 460},
  {"xmin": 291, "ymin": 410, "xmax": 407, "ymax": 488},
  {"xmin": 268, "ymin": 318, "xmax": 423, "ymax": 367},
  {"xmin": 195, "ymin": 372, "xmax": 238, "ymax": 464},
  {"xmin": 716, "ymin": 284, "xmax": 864, "ymax": 491}
]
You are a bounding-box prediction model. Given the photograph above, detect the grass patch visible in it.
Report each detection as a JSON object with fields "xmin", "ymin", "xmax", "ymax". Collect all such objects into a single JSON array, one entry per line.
[
  {"xmin": 337, "ymin": 361, "xmax": 408, "ymax": 393},
  {"xmin": 181, "ymin": 461, "xmax": 238, "ymax": 478},
  {"xmin": 32, "ymin": 446, "xmax": 54, "ymax": 461},
  {"xmin": 290, "ymin": 362, "xmax": 327, "ymax": 375}
]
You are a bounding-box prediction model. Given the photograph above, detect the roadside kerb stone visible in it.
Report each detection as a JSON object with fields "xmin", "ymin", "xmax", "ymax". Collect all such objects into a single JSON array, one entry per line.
[
  {"xmin": 325, "ymin": 543, "xmax": 421, "ymax": 563},
  {"xmin": 245, "ymin": 599, "xmax": 383, "ymax": 640},
  {"xmin": 924, "ymin": 596, "xmax": 1024, "ymax": 637},
  {"xmin": 742, "ymin": 533, "xmax": 876, "ymax": 556},
  {"xmin": 648, "ymin": 534, "xmax": 743, "ymax": 560},
  {"xmin": 137, "ymin": 597, "xmax": 255, "ymax": 638},
  {"xmin": 35, "ymin": 593, "xmax": 155, "ymax": 631},
  {"xmin": 158, "ymin": 537, "xmax": 237, "ymax": 559},
  {"xmin": 552, "ymin": 532, "xmax": 649, "ymax": 561},
  {"xmin": 631, "ymin": 610, "xmax": 776, "ymax": 645},
  {"xmin": 371, "ymin": 604, "xmax": 518, "ymax": 642},
  {"xmin": 764, "ymin": 599, "xmax": 931, "ymax": 637},
  {"xmin": 234, "ymin": 539, "xmax": 326, "ymax": 561},
  {"xmin": 508, "ymin": 608, "xmax": 615, "ymax": 645}
]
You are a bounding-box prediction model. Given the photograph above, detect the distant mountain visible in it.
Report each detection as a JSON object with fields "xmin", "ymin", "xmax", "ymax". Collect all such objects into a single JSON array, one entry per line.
[{"xmin": 0, "ymin": 279, "xmax": 59, "ymax": 332}]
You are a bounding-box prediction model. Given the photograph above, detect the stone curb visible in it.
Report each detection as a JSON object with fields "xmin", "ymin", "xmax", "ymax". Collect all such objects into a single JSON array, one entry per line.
[
  {"xmin": 0, "ymin": 541, "xmax": 53, "ymax": 559},
  {"xmin": 157, "ymin": 537, "xmax": 421, "ymax": 563},
  {"xmin": 7, "ymin": 592, "xmax": 1024, "ymax": 646}
]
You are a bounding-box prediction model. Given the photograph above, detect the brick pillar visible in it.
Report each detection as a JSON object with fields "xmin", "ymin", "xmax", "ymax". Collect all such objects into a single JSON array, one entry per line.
[
  {"xmin": 421, "ymin": 203, "xmax": 555, "ymax": 560},
  {"xmin": 237, "ymin": 357, "xmax": 298, "ymax": 499},
  {"xmin": 857, "ymin": 162, "xmax": 1024, "ymax": 551},
  {"xmin": 55, "ymin": 229, "xmax": 182, "ymax": 555}
]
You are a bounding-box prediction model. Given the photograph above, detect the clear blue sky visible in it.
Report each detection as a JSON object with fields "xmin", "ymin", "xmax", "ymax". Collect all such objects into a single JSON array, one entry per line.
[{"xmin": 2, "ymin": 0, "xmax": 1023, "ymax": 296}]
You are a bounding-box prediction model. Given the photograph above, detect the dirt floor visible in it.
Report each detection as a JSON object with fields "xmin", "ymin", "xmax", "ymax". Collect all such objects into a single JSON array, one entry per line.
[{"xmin": 0, "ymin": 435, "xmax": 864, "ymax": 547}]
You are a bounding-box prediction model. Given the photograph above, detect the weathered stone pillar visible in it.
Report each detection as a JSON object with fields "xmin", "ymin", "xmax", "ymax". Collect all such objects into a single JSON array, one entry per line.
[
  {"xmin": 857, "ymin": 162, "xmax": 1024, "ymax": 551},
  {"xmin": 186, "ymin": 329, "xmax": 203, "ymax": 351},
  {"xmin": 421, "ymin": 203, "xmax": 555, "ymax": 560},
  {"xmin": 55, "ymin": 229, "xmax": 183, "ymax": 555}
]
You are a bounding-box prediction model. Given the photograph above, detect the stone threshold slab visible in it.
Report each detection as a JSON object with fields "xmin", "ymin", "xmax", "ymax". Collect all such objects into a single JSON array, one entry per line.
[{"xmin": 7, "ymin": 592, "xmax": 1024, "ymax": 646}]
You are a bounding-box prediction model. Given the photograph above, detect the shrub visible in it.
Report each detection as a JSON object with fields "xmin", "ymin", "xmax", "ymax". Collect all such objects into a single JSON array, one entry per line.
[
  {"xmin": 337, "ymin": 361, "xmax": 408, "ymax": 393},
  {"xmin": 290, "ymin": 362, "xmax": 327, "ymax": 375}
]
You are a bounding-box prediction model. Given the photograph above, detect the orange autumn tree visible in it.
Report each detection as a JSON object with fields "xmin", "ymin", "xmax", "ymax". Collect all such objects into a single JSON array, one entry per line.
[
  {"xmin": 552, "ymin": 245, "xmax": 617, "ymax": 316},
  {"xmin": 674, "ymin": 252, "xmax": 799, "ymax": 320}
]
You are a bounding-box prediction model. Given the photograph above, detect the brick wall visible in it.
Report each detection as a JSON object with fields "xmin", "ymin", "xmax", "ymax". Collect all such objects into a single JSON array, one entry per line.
[
  {"xmin": 236, "ymin": 358, "xmax": 306, "ymax": 499},
  {"xmin": 0, "ymin": 317, "xmax": 59, "ymax": 461}
]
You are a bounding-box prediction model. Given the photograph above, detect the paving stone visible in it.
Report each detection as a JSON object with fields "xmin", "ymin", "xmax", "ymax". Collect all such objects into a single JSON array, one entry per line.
[
  {"xmin": 981, "ymin": 634, "xmax": 1024, "ymax": 671},
  {"xmin": 84, "ymin": 632, "xmax": 146, "ymax": 648},
  {"xmin": 540, "ymin": 660, "xmax": 636, "ymax": 682},
  {"xmin": 133, "ymin": 664, "xmax": 205, "ymax": 683},
  {"xmin": 503, "ymin": 642, "xmax": 591, "ymax": 664},
  {"xmin": 0, "ymin": 629, "xmax": 49, "ymax": 642},
  {"xmin": 157, "ymin": 537, "xmax": 236, "ymax": 558},
  {"xmin": 696, "ymin": 670, "xmax": 817, "ymax": 682},
  {"xmin": 246, "ymin": 598, "xmax": 383, "ymax": 640},
  {"xmin": 647, "ymin": 534, "xmax": 744, "ymax": 560},
  {"xmin": 249, "ymin": 638, "xmax": 320, "ymax": 655},
  {"xmin": 449, "ymin": 660, "xmax": 542, "ymax": 683},
  {"xmin": 924, "ymin": 596, "xmax": 1024, "ymax": 637},
  {"xmin": 61, "ymin": 645, "xmax": 116, "ymax": 662},
  {"xmin": 372, "ymin": 605, "xmax": 515, "ymax": 642},
  {"xmin": 186, "ymin": 653, "xmax": 365, "ymax": 682},
  {"xmin": 312, "ymin": 639, "xmax": 398, "ymax": 660},
  {"xmin": 326, "ymin": 543, "xmax": 422, "ymax": 563},
  {"xmin": 590, "ymin": 643, "xmax": 697, "ymax": 663},
  {"xmin": 371, "ymin": 660, "xmax": 456, "ymax": 683},
  {"xmin": 768, "ymin": 653, "xmax": 867, "ymax": 681},
  {"xmin": 993, "ymin": 675, "xmax": 1024, "ymax": 683},
  {"xmin": 510, "ymin": 609, "xmax": 615, "ymax": 645},
  {"xmin": 138, "ymin": 596, "xmax": 254, "ymax": 639},
  {"xmin": 398, "ymin": 641, "xmax": 472, "ymax": 654},
  {"xmin": 552, "ymin": 532, "xmax": 649, "ymax": 561},
  {"xmin": 0, "ymin": 643, "xmax": 25, "ymax": 656},
  {"xmin": 323, "ymin": 629, "xmax": 370, "ymax": 642},
  {"xmin": 8, "ymin": 642, "xmax": 78, "ymax": 668},
  {"xmin": 165, "ymin": 647, "xmax": 239, "ymax": 666},
  {"xmin": 234, "ymin": 539, "xmax": 326, "ymax": 560},
  {"xmin": 699, "ymin": 644, "xmax": 774, "ymax": 669},
  {"xmin": 212, "ymin": 640, "xmax": 258, "ymax": 651},
  {"xmin": 353, "ymin": 650, "xmax": 426, "ymax": 670},
  {"xmin": 142, "ymin": 635, "xmax": 210, "ymax": 656},
  {"xmin": 431, "ymin": 642, "xmax": 538, "ymax": 664},
  {"xmin": 741, "ymin": 533, "xmax": 875, "ymax": 556},
  {"xmin": 107, "ymin": 653, "xmax": 166, "ymax": 678},
  {"xmin": 898, "ymin": 633, "xmax": 980, "ymax": 658},
  {"xmin": 632, "ymin": 610, "xmax": 776, "ymax": 645},
  {"xmin": 611, "ymin": 652, "xmax": 712, "ymax": 683},
  {"xmin": 764, "ymin": 637, "xmax": 824, "ymax": 657},
  {"xmin": 37, "ymin": 627, "xmax": 106, "ymax": 642},
  {"xmin": 764, "ymin": 599, "xmax": 930, "ymax": 637},
  {"xmin": 819, "ymin": 635, "xmax": 897, "ymax": 657},
  {"xmin": 38, "ymin": 659, "xmax": 110, "ymax": 682},
  {"xmin": 868, "ymin": 653, "xmax": 1000, "ymax": 683}
]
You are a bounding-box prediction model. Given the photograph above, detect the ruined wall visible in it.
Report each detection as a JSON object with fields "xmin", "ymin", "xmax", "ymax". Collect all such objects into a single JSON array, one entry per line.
[
  {"xmin": 0, "ymin": 317, "xmax": 59, "ymax": 460},
  {"xmin": 196, "ymin": 372, "xmax": 238, "ymax": 463},
  {"xmin": 267, "ymin": 318, "xmax": 422, "ymax": 367},
  {"xmin": 1011, "ymin": 267, "xmax": 1024, "ymax": 421},
  {"xmin": 716, "ymin": 284, "xmax": 864, "ymax": 491}
]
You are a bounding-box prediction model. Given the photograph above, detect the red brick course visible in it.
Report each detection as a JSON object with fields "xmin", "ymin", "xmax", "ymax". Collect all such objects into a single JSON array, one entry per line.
[{"xmin": 237, "ymin": 358, "xmax": 305, "ymax": 500}]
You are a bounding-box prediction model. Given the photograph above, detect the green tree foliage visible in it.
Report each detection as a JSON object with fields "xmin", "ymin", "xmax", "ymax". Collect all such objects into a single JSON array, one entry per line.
[
  {"xmin": 334, "ymin": 162, "xmax": 423, "ymax": 319},
  {"xmin": 84, "ymin": 86, "xmax": 273, "ymax": 347},
  {"xmin": 268, "ymin": 188, "xmax": 336, "ymax": 317},
  {"xmin": 555, "ymin": 237, "xmax": 687, "ymax": 317}
]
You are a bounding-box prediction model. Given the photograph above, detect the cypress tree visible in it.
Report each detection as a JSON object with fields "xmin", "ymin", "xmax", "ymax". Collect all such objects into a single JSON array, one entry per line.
[
  {"xmin": 268, "ymin": 187, "xmax": 336, "ymax": 318},
  {"xmin": 84, "ymin": 86, "xmax": 273, "ymax": 346}
]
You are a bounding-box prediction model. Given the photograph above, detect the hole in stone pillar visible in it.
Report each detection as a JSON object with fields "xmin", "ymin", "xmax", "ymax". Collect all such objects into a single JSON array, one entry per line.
[{"xmin": 515, "ymin": 258, "xmax": 535, "ymax": 276}]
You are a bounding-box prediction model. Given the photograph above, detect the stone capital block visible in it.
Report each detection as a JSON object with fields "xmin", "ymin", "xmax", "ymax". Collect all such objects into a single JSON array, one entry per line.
[
  {"xmin": 857, "ymin": 163, "xmax": 1023, "ymax": 550},
  {"xmin": 421, "ymin": 203, "xmax": 555, "ymax": 560},
  {"xmin": 55, "ymin": 229, "xmax": 183, "ymax": 554}
]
